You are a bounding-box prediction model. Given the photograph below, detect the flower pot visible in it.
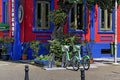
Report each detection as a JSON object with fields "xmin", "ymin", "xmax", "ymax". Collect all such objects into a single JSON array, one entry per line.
[
  {"xmin": 90, "ymin": 58, "xmax": 94, "ymax": 64},
  {"xmin": 22, "ymin": 54, "xmax": 27, "ymax": 60}
]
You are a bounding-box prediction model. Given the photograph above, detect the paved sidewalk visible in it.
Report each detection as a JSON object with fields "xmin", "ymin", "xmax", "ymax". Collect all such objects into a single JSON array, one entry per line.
[
  {"xmin": 0, "ymin": 58, "xmax": 120, "ymax": 80},
  {"xmin": 45, "ymin": 58, "xmax": 120, "ymax": 70}
]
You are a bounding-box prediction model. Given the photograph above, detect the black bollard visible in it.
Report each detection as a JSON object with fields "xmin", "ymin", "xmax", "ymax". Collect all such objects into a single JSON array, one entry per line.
[
  {"xmin": 81, "ymin": 69, "xmax": 85, "ymax": 80},
  {"xmin": 24, "ymin": 65, "xmax": 29, "ymax": 80}
]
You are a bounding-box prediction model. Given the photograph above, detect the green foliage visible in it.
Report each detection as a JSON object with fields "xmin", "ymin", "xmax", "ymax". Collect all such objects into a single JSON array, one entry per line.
[
  {"xmin": 96, "ymin": 0, "xmax": 114, "ymax": 10},
  {"xmin": 58, "ymin": 0, "xmax": 120, "ymax": 11},
  {"xmin": 3, "ymin": 36, "xmax": 14, "ymax": 44},
  {"xmin": 0, "ymin": 37, "xmax": 14, "ymax": 55},
  {"xmin": 0, "ymin": 38, "xmax": 3, "ymax": 46},
  {"xmin": 62, "ymin": 34, "xmax": 84, "ymax": 45},
  {"xmin": 48, "ymin": 34, "xmax": 82, "ymax": 62},
  {"xmin": 68, "ymin": 0, "xmax": 82, "ymax": 3},
  {"xmin": 48, "ymin": 39, "xmax": 62, "ymax": 61},
  {"xmin": 22, "ymin": 42, "xmax": 30, "ymax": 55},
  {"xmin": 87, "ymin": 0, "xmax": 120, "ymax": 10},
  {"xmin": 49, "ymin": 9, "xmax": 67, "ymax": 26},
  {"xmin": 30, "ymin": 41, "xmax": 40, "ymax": 58},
  {"xmin": 118, "ymin": 0, "xmax": 120, "ymax": 4},
  {"xmin": 36, "ymin": 55, "xmax": 50, "ymax": 60}
]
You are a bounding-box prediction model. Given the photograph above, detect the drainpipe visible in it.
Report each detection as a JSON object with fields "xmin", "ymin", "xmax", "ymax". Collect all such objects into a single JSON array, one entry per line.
[{"xmin": 114, "ymin": 0, "xmax": 118, "ymax": 64}]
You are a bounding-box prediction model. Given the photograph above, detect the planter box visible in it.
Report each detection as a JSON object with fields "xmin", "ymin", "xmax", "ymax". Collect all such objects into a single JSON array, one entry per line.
[
  {"xmin": 34, "ymin": 59, "xmax": 55, "ymax": 67},
  {"xmin": 34, "ymin": 59, "xmax": 49, "ymax": 65}
]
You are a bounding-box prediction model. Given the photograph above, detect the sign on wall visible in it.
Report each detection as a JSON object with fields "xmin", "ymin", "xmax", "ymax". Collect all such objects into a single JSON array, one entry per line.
[{"xmin": 18, "ymin": 4, "xmax": 24, "ymax": 23}]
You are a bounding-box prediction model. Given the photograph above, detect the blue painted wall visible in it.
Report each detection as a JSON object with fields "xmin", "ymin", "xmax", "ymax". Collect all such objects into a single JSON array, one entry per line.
[
  {"xmin": 2, "ymin": 0, "xmax": 120, "ymax": 59},
  {"xmin": 91, "ymin": 42, "xmax": 120, "ymax": 58},
  {"xmin": 12, "ymin": 0, "xmax": 22, "ymax": 60},
  {"xmin": 117, "ymin": 43, "xmax": 120, "ymax": 57},
  {"xmin": 90, "ymin": 5, "xmax": 95, "ymax": 41}
]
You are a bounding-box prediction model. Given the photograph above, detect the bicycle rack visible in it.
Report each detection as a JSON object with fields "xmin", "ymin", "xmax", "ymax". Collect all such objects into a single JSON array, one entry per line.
[{"xmin": 48, "ymin": 53, "xmax": 55, "ymax": 68}]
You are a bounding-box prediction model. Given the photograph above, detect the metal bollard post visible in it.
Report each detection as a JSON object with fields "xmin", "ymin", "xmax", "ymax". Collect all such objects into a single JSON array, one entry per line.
[
  {"xmin": 80, "ymin": 69, "xmax": 85, "ymax": 80},
  {"xmin": 48, "ymin": 61, "xmax": 52, "ymax": 68},
  {"xmin": 24, "ymin": 65, "xmax": 29, "ymax": 80},
  {"xmin": 48, "ymin": 53, "xmax": 55, "ymax": 68}
]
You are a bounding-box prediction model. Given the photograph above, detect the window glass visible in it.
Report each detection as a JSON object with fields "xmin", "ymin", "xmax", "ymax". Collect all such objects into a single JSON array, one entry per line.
[
  {"xmin": 4, "ymin": 2, "xmax": 9, "ymax": 24},
  {"xmin": 36, "ymin": 0, "xmax": 50, "ymax": 30},
  {"xmin": 70, "ymin": 3, "xmax": 84, "ymax": 30},
  {"xmin": 77, "ymin": 3, "xmax": 83, "ymax": 30},
  {"xmin": 37, "ymin": 2, "xmax": 41, "ymax": 28},
  {"xmin": 100, "ymin": 9, "xmax": 112, "ymax": 30}
]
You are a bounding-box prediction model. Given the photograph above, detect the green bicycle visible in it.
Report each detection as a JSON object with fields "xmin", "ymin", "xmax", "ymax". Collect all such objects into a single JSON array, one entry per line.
[{"xmin": 62, "ymin": 45, "xmax": 90, "ymax": 71}]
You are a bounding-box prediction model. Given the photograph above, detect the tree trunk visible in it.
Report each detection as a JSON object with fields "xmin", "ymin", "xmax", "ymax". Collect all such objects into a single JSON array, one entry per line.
[{"xmin": 51, "ymin": 23, "xmax": 64, "ymax": 40}]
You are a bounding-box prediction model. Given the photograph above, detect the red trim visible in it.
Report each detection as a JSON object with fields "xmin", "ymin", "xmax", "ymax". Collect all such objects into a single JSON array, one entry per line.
[
  {"xmin": 85, "ymin": 9, "xmax": 90, "ymax": 41},
  {"xmin": 20, "ymin": 0, "xmax": 35, "ymax": 42},
  {"xmin": 94, "ymin": 5, "xmax": 115, "ymax": 42},
  {"xmin": 54, "ymin": 0, "xmax": 59, "ymax": 9},
  {"xmin": 63, "ymin": 18, "xmax": 68, "ymax": 34},
  {"xmin": 94, "ymin": 5, "xmax": 100, "ymax": 42},
  {"xmin": 117, "ymin": 6, "xmax": 120, "ymax": 42},
  {"xmin": 9, "ymin": 0, "xmax": 12, "ymax": 37}
]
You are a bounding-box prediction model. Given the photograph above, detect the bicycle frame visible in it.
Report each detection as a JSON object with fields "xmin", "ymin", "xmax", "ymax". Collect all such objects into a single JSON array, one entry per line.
[
  {"xmin": 75, "ymin": 45, "xmax": 90, "ymax": 59},
  {"xmin": 73, "ymin": 45, "xmax": 82, "ymax": 61},
  {"xmin": 62, "ymin": 44, "xmax": 90, "ymax": 70},
  {"xmin": 61, "ymin": 45, "xmax": 70, "ymax": 61}
]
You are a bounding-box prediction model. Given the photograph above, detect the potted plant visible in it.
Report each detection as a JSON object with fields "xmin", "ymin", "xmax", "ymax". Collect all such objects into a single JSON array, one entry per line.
[
  {"xmin": 83, "ymin": 40, "xmax": 94, "ymax": 64},
  {"xmin": 0, "ymin": 38, "xmax": 3, "ymax": 58},
  {"xmin": 30, "ymin": 41, "xmax": 40, "ymax": 58},
  {"xmin": 21, "ymin": 42, "xmax": 30, "ymax": 60},
  {"xmin": 1, "ymin": 36, "xmax": 14, "ymax": 60},
  {"xmin": 34, "ymin": 55, "xmax": 51, "ymax": 67}
]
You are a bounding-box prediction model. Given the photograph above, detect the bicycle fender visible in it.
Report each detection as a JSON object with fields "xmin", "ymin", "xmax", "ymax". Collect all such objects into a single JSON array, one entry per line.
[{"xmin": 83, "ymin": 55, "xmax": 90, "ymax": 60}]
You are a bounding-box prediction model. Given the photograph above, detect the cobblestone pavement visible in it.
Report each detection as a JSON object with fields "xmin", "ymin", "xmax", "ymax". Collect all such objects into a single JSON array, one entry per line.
[{"xmin": 0, "ymin": 58, "xmax": 120, "ymax": 80}]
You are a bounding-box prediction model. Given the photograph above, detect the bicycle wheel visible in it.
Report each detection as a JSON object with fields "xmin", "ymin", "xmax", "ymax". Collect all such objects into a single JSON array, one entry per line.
[
  {"xmin": 82, "ymin": 59, "xmax": 90, "ymax": 70},
  {"xmin": 72, "ymin": 56, "xmax": 79, "ymax": 71},
  {"xmin": 62, "ymin": 53, "xmax": 67, "ymax": 68}
]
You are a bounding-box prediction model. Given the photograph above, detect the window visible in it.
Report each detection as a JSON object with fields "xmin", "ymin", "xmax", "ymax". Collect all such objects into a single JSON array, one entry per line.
[
  {"xmin": 69, "ymin": 3, "xmax": 84, "ymax": 30},
  {"xmin": 3, "ymin": 1, "xmax": 9, "ymax": 24},
  {"xmin": 100, "ymin": 9, "xmax": 112, "ymax": 30},
  {"xmin": 35, "ymin": 0, "xmax": 50, "ymax": 30},
  {"xmin": 101, "ymin": 49, "xmax": 111, "ymax": 54}
]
